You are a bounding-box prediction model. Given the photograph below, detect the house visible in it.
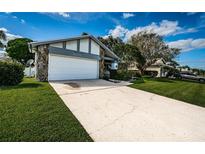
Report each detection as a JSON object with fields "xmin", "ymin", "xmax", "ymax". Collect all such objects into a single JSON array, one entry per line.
[
  {"xmin": 24, "ymin": 67, "xmax": 35, "ymax": 77},
  {"xmin": 129, "ymin": 58, "xmax": 173, "ymax": 77},
  {"xmin": 0, "ymin": 52, "xmax": 10, "ymax": 61},
  {"xmin": 177, "ymin": 66, "xmax": 191, "ymax": 72},
  {"xmin": 28, "ymin": 35, "xmax": 119, "ymax": 81}
]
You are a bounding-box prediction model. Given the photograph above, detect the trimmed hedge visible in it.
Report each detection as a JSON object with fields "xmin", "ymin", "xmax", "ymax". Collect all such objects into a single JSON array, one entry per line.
[
  {"xmin": 0, "ymin": 61, "xmax": 24, "ymax": 86},
  {"xmin": 111, "ymin": 70, "xmax": 141, "ymax": 81}
]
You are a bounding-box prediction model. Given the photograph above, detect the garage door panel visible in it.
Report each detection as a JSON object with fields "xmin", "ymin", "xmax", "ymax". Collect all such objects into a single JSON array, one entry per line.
[{"xmin": 48, "ymin": 54, "xmax": 98, "ymax": 80}]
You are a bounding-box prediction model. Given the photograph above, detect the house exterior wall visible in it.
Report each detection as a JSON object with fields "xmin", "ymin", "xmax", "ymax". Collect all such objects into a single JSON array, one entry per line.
[
  {"xmin": 24, "ymin": 67, "xmax": 35, "ymax": 77},
  {"xmin": 99, "ymin": 48, "xmax": 105, "ymax": 78},
  {"xmin": 91, "ymin": 40, "xmax": 100, "ymax": 55},
  {"xmin": 50, "ymin": 38, "xmax": 100, "ymax": 55},
  {"xmin": 66, "ymin": 40, "xmax": 77, "ymax": 50},
  {"xmin": 50, "ymin": 42, "xmax": 63, "ymax": 48},
  {"xmin": 146, "ymin": 67, "xmax": 161, "ymax": 77},
  {"xmin": 33, "ymin": 36, "xmax": 112, "ymax": 81},
  {"xmin": 79, "ymin": 38, "xmax": 89, "ymax": 53},
  {"xmin": 128, "ymin": 64, "xmax": 162, "ymax": 77}
]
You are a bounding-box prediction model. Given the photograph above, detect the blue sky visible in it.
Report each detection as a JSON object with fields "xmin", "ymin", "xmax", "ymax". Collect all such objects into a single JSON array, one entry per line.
[{"xmin": 0, "ymin": 12, "xmax": 205, "ymax": 69}]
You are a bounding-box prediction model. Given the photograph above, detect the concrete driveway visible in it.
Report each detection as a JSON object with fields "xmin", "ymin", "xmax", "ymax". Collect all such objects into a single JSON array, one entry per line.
[{"xmin": 50, "ymin": 79, "xmax": 205, "ymax": 141}]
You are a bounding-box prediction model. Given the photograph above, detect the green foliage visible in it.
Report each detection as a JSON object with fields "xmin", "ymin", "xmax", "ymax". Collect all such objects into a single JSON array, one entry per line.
[
  {"xmin": 129, "ymin": 31, "xmax": 180, "ymax": 74},
  {"xmin": 192, "ymin": 68, "xmax": 205, "ymax": 76},
  {"xmin": 0, "ymin": 78, "xmax": 92, "ymax": 141},
  {"xmin": 0, "ymin": 30, "xmax": 6, "ymax": 48},
  {"xmin": 81, "ymin": 32, "xmax": 89, "ymax": 35},
  {"xmin": 98, "ymin": 33, "xmax": 180, "ymax": 76},
  {"xmin": 6, "ymin": 38, "xmax": 33, "ymax": 65},
  {"xmin": 131, "ymin": 78, "xmax": 145, "ymax": 84},
  {"xmin": 0, "ymin": 61, "xmax": 24, "ymax": 86},
  {"xmin": 144, "ymin": 70, "xmax": 158, "ymax": 77},
  {"xmin": 130, "ymin": 77, "xmax": 205, "ymax": 107},
  {"xmin": 0, "ymin": 41, "xmax": 4, "ymax": 48},
  {"xmin": 98, "ymin": 36, "xmax": 124, "ymax": 57},
  {"xmin": 111, "ymin": 70, "xmax": 141, "ymax": 81},
  {"xmin": 163, "ymin": 66, "xmax": 179, "ymax": 77},
  {"xmin": 166, "ymin": 60, "xmax": 179, "ymax": 68},
  {"xmin": 127, "ymin": 44, "xmax": 146, "ymax": 73},
  {"xmin": 98, "ymin": 36, "xmax": 144, "ymax": 72},
  {"xmin": 181, "ymin": 65, "xmax": 190, "ymax": 70}
]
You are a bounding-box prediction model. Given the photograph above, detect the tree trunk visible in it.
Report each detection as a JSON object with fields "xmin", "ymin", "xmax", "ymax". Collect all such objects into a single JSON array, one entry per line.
[{"xmin": 138, "ymin": 68, "xmax": 145, "ymax": 76}]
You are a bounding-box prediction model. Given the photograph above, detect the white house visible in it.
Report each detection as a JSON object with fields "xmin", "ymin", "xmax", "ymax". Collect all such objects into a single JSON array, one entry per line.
[
  {"xmin": 128, "ymin": 58, "xmax": 173, "ymax": 77},
  {"xmin": 28, "ymin": 35, "xmax": 119, "ymax": 81}
]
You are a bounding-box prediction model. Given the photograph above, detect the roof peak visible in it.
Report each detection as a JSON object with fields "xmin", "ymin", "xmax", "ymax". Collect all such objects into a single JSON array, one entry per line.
[{"xmin": 28, "ymin": 34, "xmax": 119, "ymax": 60}]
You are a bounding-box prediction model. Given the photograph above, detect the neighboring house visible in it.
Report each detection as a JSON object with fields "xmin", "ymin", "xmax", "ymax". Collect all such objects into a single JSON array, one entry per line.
[
  {"xmin": 177, "ymin": 66, "xmax": 191, "ymax": 72},
  {"xmin": 129, "ymin": 58, "xmax": 172, "ymax": 77},
  {"xmin": 24, "ymin": 66, "xmax": 36, "ymax": 77},
  {"xmin": 0, "ymin": 52, "xmax": 10, "ymax": 61},
  {"xmin": 28, "ymin": 35, "xmax": 119, "ymax": 81}
]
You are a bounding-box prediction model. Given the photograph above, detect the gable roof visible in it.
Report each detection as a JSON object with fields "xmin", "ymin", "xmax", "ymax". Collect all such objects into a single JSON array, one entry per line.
[{"xmin": 29, "ymin": 35, "xmax": 119, "ymax": 60}]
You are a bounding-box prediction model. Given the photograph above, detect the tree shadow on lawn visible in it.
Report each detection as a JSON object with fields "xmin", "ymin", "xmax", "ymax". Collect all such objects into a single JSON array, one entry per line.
[{"xmin": 0, "ymin": 82, "xmax": 43, "ymax": 90}]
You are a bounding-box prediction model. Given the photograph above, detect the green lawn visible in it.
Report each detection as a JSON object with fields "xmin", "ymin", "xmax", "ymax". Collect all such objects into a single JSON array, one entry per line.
[
  {"xmin": 129, "ymin": 77, "xmax": 205, "ymax": 108},
  {"xmin": 0, "ymin": 78, "xmax": 92, "ymax": 142}
]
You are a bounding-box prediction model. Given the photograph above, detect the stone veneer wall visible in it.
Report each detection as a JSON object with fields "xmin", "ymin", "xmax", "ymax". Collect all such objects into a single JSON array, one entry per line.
[
  {"xmin": 35, "ymin": 45, "xmax": 49, "ymax": 81},
  {"xmin": 99, "ymin": 48, "xmax": 105, "ymax": 79}
]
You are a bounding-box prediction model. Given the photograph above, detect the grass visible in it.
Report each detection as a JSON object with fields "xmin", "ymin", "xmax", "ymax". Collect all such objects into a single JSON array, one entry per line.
[
  {"xmin": 129, "ymin": 77, "xmax": 205, "ymax": 108},
  {"xmin": 0, "ymin": 78, "xmax": 93, "ymax": 142}
]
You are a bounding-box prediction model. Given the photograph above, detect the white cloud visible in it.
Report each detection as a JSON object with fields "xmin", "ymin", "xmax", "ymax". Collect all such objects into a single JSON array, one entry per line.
[
  {"xmin": 0, "ymin": 27, "xmax": 8, "ymax": 33},
  {"xmin": 52, "ymin": 12, "xmax": 70, "ymax": 18},
  {"xmin": 123, "ymin": 13, "xmax": 135, "ymax": 19},
  {"xmin": 107, "ymin": 25, "xmax": 128, "ymax": 38},
  {"xmin": 40, "ymin": 12, "xmax": 70, "ymax": 21},
  {"xmin": 105, "ymin": 20, "xmax": 197, "ymax": 41},
  {"xmin": 9, "ymin": 15, "xmax": 26, "ymax": 24},
  {"xmin": 0, "ymin": 27, "xmax": 22, "ymax": 43},
  {"xmin": 168, "ymin": 38, "xmax": 205, "ymax": 52},
  {"xmin": 0, "ymin": 27, "xmax": 22, "ymax": 53},
  {"xmin": 6, "ymin": 33, "xmax": 22, "ymax": 41},
  {"xmin": 58, "ymin": 12, "xmax": 70, "ymax": 18},
  {"xmin": 192, "ymin": 39, "xmax": 205, "ymax": 48},
  {"xmin": 20, "ymin": 19, "xmax": 25, "ymax": 24},
  {"xmin": 125, "ymin": 20, "xmax": 194, "ymax": 39}
]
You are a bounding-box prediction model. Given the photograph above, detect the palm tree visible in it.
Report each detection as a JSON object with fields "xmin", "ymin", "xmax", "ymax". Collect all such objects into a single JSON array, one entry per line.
[{"xmin": 0, "ymin": 30, "xmax": 6, "ymax": 48}]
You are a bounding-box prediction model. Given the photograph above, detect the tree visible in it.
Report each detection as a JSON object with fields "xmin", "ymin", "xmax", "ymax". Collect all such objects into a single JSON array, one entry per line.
[
  {"xmin": 98, "ymin": 36, "xmax": 145, "ymax": 72},
  {"xmin": 129, "ymin": 31, "xmax": 180, "ymax": 75},
  {"xmin": 166, "ymin": 60, "xmax": 179, "ymax": 68},
  {"xmin": 181, "ymin": 65, "xmax": 190, "ymax": 70},
  {"xmin": 127, "ymin": 44, "xmax": 146, "ymax": 73},
  {"xmin": 0, "ymin": 30, "xmax": 6, "ymax": 48},
  {"xmin": 6, "ymin": 38, "xmax": 34, "ymax": 65},
  {"xmin": 98, "ymin": 36, "xmax": 132, "ymax": 69},
  {"xmin": 81, "ymin": 32, "xmax": 89, "ymax": 35},
  {"xmin": 98, "ymin": 36, "xmax": 124, "ymax": 58}
]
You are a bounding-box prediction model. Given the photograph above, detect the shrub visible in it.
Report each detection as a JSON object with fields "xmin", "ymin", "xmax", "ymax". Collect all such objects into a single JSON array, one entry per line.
[
  {"xmin": 163, "ymin": 66, "xmax": 180, "ymax": 77},
  {"xmin": 0, "ymin": 61, "xmax": 24, "ymax": 86},
  {"xmin": 131, "ymin": 77, "xmax": 145, "ymax": 84},
  {"xmin": 111, "ymin": 69, "xmax": 141, "ymax": 81},
  {"xmin": 144, "ymin": 70, "xmax": 158, "ymax": 77}
]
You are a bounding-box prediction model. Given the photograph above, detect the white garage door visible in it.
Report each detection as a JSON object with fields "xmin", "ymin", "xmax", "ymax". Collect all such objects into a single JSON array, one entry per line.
[{"xmin": 48, "ymin": 54, "xmax": 99, "ymax": 81}]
